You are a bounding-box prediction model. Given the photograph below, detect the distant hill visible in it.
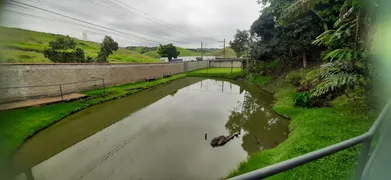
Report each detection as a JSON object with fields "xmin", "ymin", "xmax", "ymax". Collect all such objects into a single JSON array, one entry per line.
[
  {"xmin": 0, "ymin": 26, "xmax": 232, "ymax": 63},
  {"xmin": 127, "ymin": 46, "xmax": 201, "ymax": 59},
  {"xmin": 204, "ymin": 47, "xmax": 237, "ymax": 58},
  {"xmin": 0, "ymin": 27, "xmax": 161, "ymax": 63}
]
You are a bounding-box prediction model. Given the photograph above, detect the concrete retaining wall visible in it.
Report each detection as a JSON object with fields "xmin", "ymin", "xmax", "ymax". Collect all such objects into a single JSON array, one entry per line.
[
  {"xmin": 209, "ymin": 61, "xmax": 242, "ymax": 68},
  {"xmin": 0, "ymin": 60, "xmax": 242, "ymax": 103}
]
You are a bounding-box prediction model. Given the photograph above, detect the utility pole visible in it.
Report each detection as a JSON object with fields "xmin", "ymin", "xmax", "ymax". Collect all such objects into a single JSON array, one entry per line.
[
  {"xmin": 82, "ymin": 32, "xmax": 87, "ymax": 41},
  {"xmin": 218, "ymin": 38, "xmax": 226, "ymax": 58},
  {"xmin": 224, "ymin": 38, "xmax": 226, "ymax": 58},
  {"xmin": 201, "ymin": 42, "xmax": 203, "ymax": 60}
]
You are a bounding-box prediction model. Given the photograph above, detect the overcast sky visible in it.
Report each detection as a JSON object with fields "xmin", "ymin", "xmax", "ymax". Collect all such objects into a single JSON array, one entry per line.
[{"xmin": 1, "ymin": 0, "xmax": 263, "ymax": 48}]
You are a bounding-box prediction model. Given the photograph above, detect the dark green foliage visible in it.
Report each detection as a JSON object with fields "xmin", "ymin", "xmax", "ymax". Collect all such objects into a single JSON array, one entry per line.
[
  {"xmin": 294, "ymin": 92, "xmax": 313, "ymax": 107},
  {"xmin": 43, "ymin": 36, "xmax": 88, "ymax": 63},
  {"xmin": 96, "ymin": 36, "xmax": 119, "ymax": 62},
  {"xmin": 157, "ymin": 43, "xmax": 180, "ymax": 61},
  {"xmin": 285, "ymin": 72, "xmax": 302, "ymax": 86},
  {"xmin": 246, "ymin": 60, "xmax": 283, "ymax": 76},
  {"xmin": 229, "ymin": 30, "xmax": 250, "ymax": 58},
  {"xmin": 248, "ymin": 0, "xmax": 337, "ymax": 66},
  {"xmin": 48, "ymin": 36, "xmax": 76, "ymax": 50}
]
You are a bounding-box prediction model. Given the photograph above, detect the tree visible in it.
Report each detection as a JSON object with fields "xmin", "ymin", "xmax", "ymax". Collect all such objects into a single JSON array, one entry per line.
[
  {"xmin": 280, "ymin": 0, "xmax": 377, "ymax": 99},
  {"xmin": 43, "ymin": 36, "xmax": 87, "ymax": 63},
  {"xmin": 247, "ymin": 0, "xmax": 343, "ymax": 69},
  {"xmin": 96, "ymin": 36, "xmax": 119, "ymax": 62},
  {"xmin": 157, "ymin": 43, "xmax": 180, "ymax": 61},
  {"xmin": 230, "ymin": 30, "xmax": 250, "ymax": 58}
]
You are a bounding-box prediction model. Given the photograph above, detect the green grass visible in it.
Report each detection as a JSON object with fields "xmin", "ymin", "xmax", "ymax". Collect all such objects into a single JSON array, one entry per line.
[
  {"xmin": 227, "ymin": 70, "xmax": 377, "ymax": 179},
  {"xmin": 248, "ymin": 74, "xmax": 273, "ymax": 86},
  {"xmin": 142, "ymin": 47, "xmax": 201, "ymax": 59},
  {"xmin": 108, "ymin": 48, "xmax": 160, "ymax": 63},
  {"xmin": 0, "ymin": 26, "xmax": 162, "ymax": 63},
  {"xmin": 0, "ymin": 49, "xmax": 51, "ymax": 63},
  {"xmin": 187, "ymin": 68, "xmax": 243, "ymax": 79},
  {"xmin": 143, "ymin": 50, "xmax": 161, "ymax": 59},
  {"xmin": 204, "ymin": 47, "xmax": 237, "ymax": 58}
]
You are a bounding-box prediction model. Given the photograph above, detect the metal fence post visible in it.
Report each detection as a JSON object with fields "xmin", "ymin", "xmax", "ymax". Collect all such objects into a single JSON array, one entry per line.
[
  {"xmin": 355, "ymin": 139, "xmax": 372, "ymax": 180},
  {"xmin": 231, "ymin": 60, "xmax": 233, "ymax": 74},
  {"xmin": 59, "ymin": 84, "xmax": 64, "ymax": 101},
  {"xmin": 207, "ymin": 60, "xmax": 209, "ymax": 75},
  {"xmin": 102, "ymin": 78, "xmax": 105, "ymax": 95}
]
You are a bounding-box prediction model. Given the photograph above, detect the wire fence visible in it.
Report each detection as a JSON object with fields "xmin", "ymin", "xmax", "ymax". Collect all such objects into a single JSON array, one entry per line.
[{"xmin": 0, "ymin": 78, "xmax": 105, "ymax": 104}]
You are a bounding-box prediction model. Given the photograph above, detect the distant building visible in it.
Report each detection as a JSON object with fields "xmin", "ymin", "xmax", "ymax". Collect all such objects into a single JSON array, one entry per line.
[{"xmin": 169, "ymin": 59, "xmax": 183, "ymax": 62}]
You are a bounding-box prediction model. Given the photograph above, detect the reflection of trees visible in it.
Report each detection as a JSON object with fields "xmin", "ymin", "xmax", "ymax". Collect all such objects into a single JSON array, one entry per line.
[
  {"xmin": 170, "ymin": 90, "xmax": 178, "ymax": 97},
  {"xmin": 225, "ymin": 92, "xmax": 259, "ymax": 134},
  {"xmin": 225, "ymin": 87, "xmax": 288, "ymax": 155}
]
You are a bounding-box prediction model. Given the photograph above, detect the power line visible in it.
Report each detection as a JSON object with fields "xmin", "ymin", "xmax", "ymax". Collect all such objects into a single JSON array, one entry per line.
[
  {"xmin": 35, "ymin": 0, "xmax": 189, "ymax": 44},
  {"xmin": 8, "ymin": 0, "xmax": 164, "ymax": 44},
  {"xmin": 109, "ymin": 0, "xmax": 219, "ymax": 42},
  {"xmin": 3, "ymin": 8, "xmax": 145, "ymax": 45},
  {"xmin": 32, "ymin": 0, "xmax": 175, "ymax": 43}
]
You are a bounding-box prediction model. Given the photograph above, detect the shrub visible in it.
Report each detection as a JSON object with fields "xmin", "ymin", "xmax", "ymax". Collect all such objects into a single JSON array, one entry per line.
[
  {"xmin": 43, "ymin": 36, "xmax": 87, "ymax": 63},
  {"xmin": 248, "ymin": 74, "xmax": 272, "ymax": 86},
  {"xmin": 294, "ymin": 92, "xmax": 313, "ymax": 107},
  {"xmin": 285, "ymin": 72, "xmax": 302, "ymax": 87}
]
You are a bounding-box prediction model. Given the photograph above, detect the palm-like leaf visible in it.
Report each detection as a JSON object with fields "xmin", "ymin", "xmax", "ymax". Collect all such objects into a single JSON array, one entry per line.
[{"xmin": 280, "ymin": 0, "xmax": 323, "ymax": 20}]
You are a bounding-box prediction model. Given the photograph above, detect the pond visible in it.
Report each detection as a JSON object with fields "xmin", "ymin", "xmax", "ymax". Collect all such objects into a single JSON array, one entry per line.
[{"xmin": 12, "ymin": 77, "xmax": 289, "ymax": 180}]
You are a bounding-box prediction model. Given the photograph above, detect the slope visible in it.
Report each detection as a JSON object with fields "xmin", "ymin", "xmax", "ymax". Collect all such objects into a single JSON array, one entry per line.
[{"xmin": 0, "ymin": 26, "xmax": 161, "ymax": 63}]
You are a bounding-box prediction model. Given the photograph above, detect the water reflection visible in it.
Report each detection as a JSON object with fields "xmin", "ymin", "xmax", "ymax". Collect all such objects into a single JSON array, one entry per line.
[{"xmin": 225, "ymin": 81, "xmax": 289, "ymax": 155}]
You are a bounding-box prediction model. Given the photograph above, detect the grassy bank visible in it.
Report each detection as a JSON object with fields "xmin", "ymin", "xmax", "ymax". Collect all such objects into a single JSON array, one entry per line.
[
  {"xmin": 187, "ymin": 68, "xmax": 243, "ymax": 79},
  {"xmin": 227, "ymin": 70, "xmax": 376, "ymax": 179}
]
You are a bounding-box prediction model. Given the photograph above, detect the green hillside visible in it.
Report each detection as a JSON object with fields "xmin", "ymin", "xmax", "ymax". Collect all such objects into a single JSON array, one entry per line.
[
  {"xmin": 0, "ymin": 27, "xmax": 161, "ymax": 63},
  {"xmin": 140, "ymin": 47, "xmax": 201, "ymax": 59},
  {"xmin": 204, "ymin": 47, "xmax": 237, "ymax": 58}
]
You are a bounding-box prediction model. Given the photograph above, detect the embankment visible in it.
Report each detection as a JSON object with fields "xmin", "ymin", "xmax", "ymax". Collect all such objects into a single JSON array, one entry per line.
[{"xmin": 227, "ymin": 69, "xmax": 376, "ymax": 180}]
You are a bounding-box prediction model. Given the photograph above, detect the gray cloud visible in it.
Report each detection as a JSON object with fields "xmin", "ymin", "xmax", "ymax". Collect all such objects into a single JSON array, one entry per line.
[{"xmin": 1, "ymin": 0, "xmax": 263, "ymax": 48}]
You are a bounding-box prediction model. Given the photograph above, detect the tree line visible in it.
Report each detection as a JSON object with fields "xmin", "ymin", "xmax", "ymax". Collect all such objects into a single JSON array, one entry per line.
[
  {"xmin": 43, "ymin": 36, "xmax": 183, "ymax": 63},
  {"xmin": 43, "ymin": 35, "xmax": 118, "ymax": 63},
  {"xmin": 230, "ymin": 0, "xmax": 377, "ymax": 107}
]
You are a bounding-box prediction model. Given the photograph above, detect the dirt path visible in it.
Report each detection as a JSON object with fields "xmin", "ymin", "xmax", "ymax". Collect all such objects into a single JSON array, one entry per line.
[{"xmin": 0, "ymin": 93, "xmax": 86, "ymax": 111}]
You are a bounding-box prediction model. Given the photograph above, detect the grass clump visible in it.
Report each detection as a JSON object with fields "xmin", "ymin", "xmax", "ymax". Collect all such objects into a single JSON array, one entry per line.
[{"xmin": 248, "ymin": 74, "xmax": 273, "ymax": 86}]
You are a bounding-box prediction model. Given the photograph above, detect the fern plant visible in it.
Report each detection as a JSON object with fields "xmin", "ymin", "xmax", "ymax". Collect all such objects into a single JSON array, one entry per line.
[{"xmin": 309, "ymin": 62, "xmax": 368, "ymax": 98}]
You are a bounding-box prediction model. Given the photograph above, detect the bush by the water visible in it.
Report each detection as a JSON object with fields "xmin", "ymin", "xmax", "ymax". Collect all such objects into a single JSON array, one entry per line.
[{"xmin": 294, "ymin": 92, "xmax": 313, "ymax": 107}]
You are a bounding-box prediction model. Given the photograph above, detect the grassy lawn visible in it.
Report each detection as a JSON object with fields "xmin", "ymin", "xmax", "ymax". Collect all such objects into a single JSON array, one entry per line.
[
  {"xmin": 227, "ymin": 73, "xmax": 376, "ymax": 179},
  {"xmin": 187, "ymin": 68, "xmax": 243, "ymax": 78}
]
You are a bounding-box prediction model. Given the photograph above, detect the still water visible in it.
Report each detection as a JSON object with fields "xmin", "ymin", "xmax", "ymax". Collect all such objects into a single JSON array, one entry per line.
[{"xmin": 12, "ymin": 77, "xmax": 289, "ymax": 180}]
